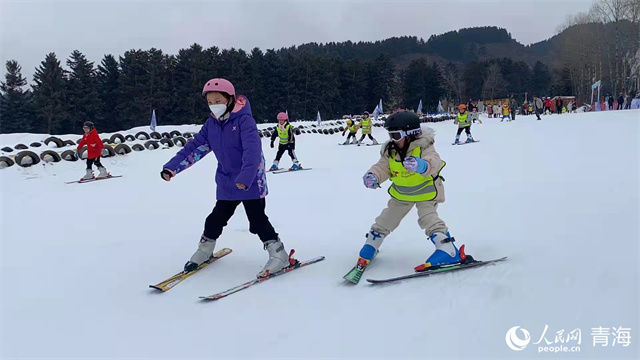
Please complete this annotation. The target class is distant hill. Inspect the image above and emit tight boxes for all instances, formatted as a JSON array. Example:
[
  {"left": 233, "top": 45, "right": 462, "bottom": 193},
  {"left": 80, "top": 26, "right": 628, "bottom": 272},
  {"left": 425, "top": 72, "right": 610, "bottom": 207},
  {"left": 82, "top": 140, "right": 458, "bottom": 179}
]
[{"left": 280, "top": 23, "right": 638, "bottom": 69}]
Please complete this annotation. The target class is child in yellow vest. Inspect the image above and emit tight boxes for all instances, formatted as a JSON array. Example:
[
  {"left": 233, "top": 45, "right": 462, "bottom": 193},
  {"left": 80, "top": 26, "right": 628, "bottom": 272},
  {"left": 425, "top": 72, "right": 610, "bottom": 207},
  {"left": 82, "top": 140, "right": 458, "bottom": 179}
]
[
  {"left": 341, "top": 119, "right": 360, "bottom": 145},
  {"left": 357, "top": 111, "right": 379, "bottom": 145},
  {"left": 344, "top": 111, "right": 466, "bottom": 284},
  {"left": 269, "top": 112, "right": 301, "bottom": 170},
  {"left": 501, "top": 103, "right": 511, "bottom": 122}
]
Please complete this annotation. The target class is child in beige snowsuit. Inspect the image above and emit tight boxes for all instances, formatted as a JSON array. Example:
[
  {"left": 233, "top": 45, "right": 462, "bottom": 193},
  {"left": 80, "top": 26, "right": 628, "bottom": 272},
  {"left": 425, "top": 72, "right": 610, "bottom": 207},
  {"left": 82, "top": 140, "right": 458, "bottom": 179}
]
[{"left": 347, "top": 112, "right": 463, "bottom": 281}]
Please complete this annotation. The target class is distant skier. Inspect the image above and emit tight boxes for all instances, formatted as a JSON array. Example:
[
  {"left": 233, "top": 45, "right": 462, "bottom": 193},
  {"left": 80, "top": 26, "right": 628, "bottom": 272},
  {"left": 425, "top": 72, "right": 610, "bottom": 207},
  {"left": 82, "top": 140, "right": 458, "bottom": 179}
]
[
  {"left": 501, "top": 102, "right": 511, "bottom": 122},
  {"left": 533, "top": 96, "right": 543, "bottom": 120},
  {"left": 454, "top": 104, "right": 475, "bottom": 144},
  {"left": 357, "top": 111, "right": 379, "bottom": 145},
  {"left": 269, "top": 112, "right": 301, "bottom": 171},
  {"left": 509, "top": 95, "right": 518, "bottom": 120},
  {"left": 161, "top": 78, "right": 293, "bottom": 278},
  {"left": 341, "top": 119, "right": 359, "bottom": 144},
  {"left": 77, "top": 121, "right": 108, "bottom": 180},
  {"left": 345, "top": 111, "right": 465, "bottom": 283},
  {"left": 544, "top": 97, "right": 552, "bottom": 114}
]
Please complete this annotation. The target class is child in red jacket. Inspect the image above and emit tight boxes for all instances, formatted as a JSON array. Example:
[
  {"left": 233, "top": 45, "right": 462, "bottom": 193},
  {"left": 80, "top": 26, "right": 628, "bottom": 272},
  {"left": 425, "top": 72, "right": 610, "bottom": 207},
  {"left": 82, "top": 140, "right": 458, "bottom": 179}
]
[{"left": 77, "top": 121, "right": 108, "bottom": 180}]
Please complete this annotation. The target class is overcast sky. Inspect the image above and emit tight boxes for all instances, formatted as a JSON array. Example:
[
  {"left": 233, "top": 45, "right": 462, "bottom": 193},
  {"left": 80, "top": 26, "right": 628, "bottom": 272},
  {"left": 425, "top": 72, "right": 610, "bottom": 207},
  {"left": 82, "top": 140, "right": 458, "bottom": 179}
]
[{"left": 1, "top": 0, "right": 593, "bottom": 84}]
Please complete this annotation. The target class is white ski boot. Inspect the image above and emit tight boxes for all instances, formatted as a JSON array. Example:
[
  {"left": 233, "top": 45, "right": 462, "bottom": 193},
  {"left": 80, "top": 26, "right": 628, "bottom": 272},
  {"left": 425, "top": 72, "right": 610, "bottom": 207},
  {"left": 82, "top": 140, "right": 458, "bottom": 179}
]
[
  {"left": 81, "top": 169, "right": 93, "bottom": 180},
  {"left": 97, "top": 166, "right": 109, "bottom": 178},
  {"left": 350, "top": 137, "right": 358, "bottom": 144},
  {"left": 184, "top": 235, "right": 217, "bottom": 272},
  {"left": 258, "top": 239, "right": 291, "bottom": 278}
]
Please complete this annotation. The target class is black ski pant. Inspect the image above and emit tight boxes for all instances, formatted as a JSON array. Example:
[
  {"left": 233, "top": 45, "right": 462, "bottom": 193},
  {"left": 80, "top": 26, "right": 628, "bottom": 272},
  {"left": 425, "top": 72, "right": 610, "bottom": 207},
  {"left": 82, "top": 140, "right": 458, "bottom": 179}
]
[
  {"left": 456, "top": 126, "right": 472, "bottom": 137},
  {"left": 274, "top": 143, "right": 297, "bottom": 162},
  {"left": 344, "top": 132, "right": 357, "bottom": 142},
  {"left": 86, "top": 156, "right": 103, "bottom": 170},
  {"left": 358, "top": 133, "right": 376, "bottom": 142},
  {"left": 203, "top": 199, "right": 278, "bottom": 243},
  {"left": 510, "top": 111, "right": 516, "bottom": 120},
  {"left": 535, "top": 108, "right": 541, "bottom": 120}
]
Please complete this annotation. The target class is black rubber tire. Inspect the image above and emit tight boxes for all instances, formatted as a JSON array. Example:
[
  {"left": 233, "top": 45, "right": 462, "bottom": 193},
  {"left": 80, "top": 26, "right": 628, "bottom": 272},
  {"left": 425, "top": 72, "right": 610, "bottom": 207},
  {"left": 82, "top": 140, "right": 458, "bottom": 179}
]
[
  {"left": 170, "top": 130, "right": 182, "bottom": 137},
  {"left": 64, "top": 140, "right": 76, "bottom": 146},
  {"left": 77, "top": 146, "right": 88, "bottom": 159},
  {"left": 60, "top": 150, "right": 78, "bottom": 161},
  {"left": 14, "top": 144, "right": 28, "bottom": 150},
  {"left": 135, "top": 131, "right": 150, "bottom": 140},
  {"left": 39, "top": 150, "right": 62, "bottom": 163},
  {"left": 0, "top": 156, "right": 15, "bottom": 168},
  {"left": 114, "top": 144, "right": 132, "bottom": 155},
  {"left": 172, "top": 136, "right": 187, "bottom": 147},
  {"left": 132, "top": 144, "right": 145, "bottom": 151},
  {"left": 44, "top": 136, "right": 64, "bottom": 148},
  {"left": 125, "top": 135, "right": 135, "bottom": 142},
  {"left": 144, "top": 140, "right": 160, "bottom": 150},
  {"left": 161, "top": 132, "right": 171, "bottom": 139},
  {"left": 183, "top": 132, "right": 194, "bottom": 139},
  {"left": 15, "top": 150, "right": 40, "bottom": 167},
  {"left": 101, "top": 145, "right": 116, "bottom": 157},
  {"left": 150, "top": 132, "right": 162, "bottom": 140},
  {"left": 30, "top": 142, "right": 42, "bottom": 147},
  {"left": 328, "top": 129, "right": 335, "bottom": 134},
  {"left": 1, "top": 146, "right": 13, "bottom": 153},
  {"left": 294, "top": 128, "right": 301, "bottom": 135},
  {"left": 160, "top": 138, "right": 174, "bottom": 147},
  {"left": 110, "top": 133, "right": 126, "bottom": 144}
]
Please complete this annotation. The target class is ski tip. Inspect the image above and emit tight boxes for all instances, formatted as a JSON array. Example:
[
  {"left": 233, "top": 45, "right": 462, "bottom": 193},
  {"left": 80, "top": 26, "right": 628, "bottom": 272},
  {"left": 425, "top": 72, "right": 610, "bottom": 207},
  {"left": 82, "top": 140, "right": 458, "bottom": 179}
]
[{"left": 149, "top": 285, "right": 166, "bottom": 292}]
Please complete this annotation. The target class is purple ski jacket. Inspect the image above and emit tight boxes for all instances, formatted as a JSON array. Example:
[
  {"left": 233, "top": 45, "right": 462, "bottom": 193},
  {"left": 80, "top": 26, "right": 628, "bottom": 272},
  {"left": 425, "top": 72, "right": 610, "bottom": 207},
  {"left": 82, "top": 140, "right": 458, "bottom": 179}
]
[{"left": 163, "top": 95, "right": 268, "bottom": 200}]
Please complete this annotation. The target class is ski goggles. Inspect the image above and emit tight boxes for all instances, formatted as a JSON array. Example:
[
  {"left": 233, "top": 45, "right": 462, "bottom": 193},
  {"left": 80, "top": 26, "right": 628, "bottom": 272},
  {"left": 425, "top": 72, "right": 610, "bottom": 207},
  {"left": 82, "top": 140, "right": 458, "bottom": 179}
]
[{"left": 387, "top": 128, "right": 421, "bottom": 142}]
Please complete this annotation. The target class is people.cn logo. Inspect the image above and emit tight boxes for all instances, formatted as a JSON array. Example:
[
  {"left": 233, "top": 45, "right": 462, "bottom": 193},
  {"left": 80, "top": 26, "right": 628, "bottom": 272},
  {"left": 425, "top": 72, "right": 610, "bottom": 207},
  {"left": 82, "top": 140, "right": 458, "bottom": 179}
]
[{"left": 505, "top": 326, "right": 531, "bottom": 351}]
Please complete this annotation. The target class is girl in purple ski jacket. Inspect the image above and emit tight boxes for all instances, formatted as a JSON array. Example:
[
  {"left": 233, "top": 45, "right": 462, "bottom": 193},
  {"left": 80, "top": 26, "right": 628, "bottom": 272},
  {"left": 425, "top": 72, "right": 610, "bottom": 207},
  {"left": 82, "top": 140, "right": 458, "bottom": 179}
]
[{"left": 161, "top": 78, "right": 292, "bottom": 278}]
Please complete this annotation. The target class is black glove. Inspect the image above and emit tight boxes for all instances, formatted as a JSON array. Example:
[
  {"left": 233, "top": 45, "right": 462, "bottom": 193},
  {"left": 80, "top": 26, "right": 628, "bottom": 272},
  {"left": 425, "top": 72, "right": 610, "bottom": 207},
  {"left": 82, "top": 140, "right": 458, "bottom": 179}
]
[
  {"left": 270, "top": 141, "right": 274, "bottom": 149},
  {"left": 161, "top": 169, "right": 173, "bottom": 181}
]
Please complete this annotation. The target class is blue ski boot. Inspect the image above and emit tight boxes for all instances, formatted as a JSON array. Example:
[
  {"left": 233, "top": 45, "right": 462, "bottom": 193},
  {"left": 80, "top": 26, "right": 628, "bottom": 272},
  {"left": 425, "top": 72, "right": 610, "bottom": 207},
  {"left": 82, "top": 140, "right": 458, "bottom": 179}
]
[
  {"left": 414, "top": 232, "right": 462, "bottom": 272},
  {"left": 290, "top": 163, "right": 301, "bottom": 171},
  {"left": 269, "top": 161, "right": 278, "bottom": 171}
]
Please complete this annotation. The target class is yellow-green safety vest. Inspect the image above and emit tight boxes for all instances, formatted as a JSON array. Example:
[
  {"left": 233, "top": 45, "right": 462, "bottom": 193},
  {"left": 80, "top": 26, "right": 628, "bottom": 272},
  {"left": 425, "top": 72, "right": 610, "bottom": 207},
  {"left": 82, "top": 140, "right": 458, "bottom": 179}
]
[
  {"left": 360, "top": 118, "right": 372, "bottom": 134},
  {"left": 277, "top": 124, "right": 292, "bottom": 145},
  {"left": 387, "top": 147, "right": 445, "bottom": 202},
  {"left": 348, "top": 123, "right": 357, "bottom": 133},
  {"left": 457, "top": 113, "right": 470, "bottom": 128}
]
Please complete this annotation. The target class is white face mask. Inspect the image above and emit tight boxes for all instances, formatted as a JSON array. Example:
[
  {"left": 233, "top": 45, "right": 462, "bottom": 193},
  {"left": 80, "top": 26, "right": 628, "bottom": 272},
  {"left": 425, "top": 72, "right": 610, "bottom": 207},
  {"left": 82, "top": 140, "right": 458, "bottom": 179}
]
[{"left": 209, "top": 104, "right": 227, "bottom": 118}]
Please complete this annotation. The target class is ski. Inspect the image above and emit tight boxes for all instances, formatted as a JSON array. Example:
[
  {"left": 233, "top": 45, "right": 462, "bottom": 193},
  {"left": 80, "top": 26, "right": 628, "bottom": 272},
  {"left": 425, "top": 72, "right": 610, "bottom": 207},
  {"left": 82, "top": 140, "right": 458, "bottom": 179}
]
[
  {"left": 149, "top": 248, "right": 232, "bottom": 292},
  {"left": 267, "top": 168, "right": 284, "bottom": 172},
  {"left": 271, "top": 167, "right": 312, "bottom": 174},
  {"left": 343, "top": 262, "right": 368, "bottom": 284},
  {"left": 65, "top": 175, "right": 122, "bottom": 184},
  {"left": 338, "top": 142, "right": 358, "bottom": 146},
  {"left": 366, "top": 256, "right": 507, "bottom": 284},
  {"left": 199, "top": 255, "right": 325, "bottom": 301},
  {"left": 451, "top": 140, "right": 480, "bottom": 146}
]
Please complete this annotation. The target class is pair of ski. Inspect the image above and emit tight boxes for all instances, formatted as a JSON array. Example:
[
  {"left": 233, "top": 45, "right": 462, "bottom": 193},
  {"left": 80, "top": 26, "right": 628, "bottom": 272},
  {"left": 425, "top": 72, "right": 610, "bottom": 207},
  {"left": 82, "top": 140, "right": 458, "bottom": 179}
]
[
  {"left": 268, "top": 167, "right": 312, "bottom": 174},
  {"left": 65, "top": 174, "right": 122, "bottom": 184},
  {"left": 150, "top": 248, "right": 325, "bottom": 301},
  {"left": 344, "top": 253, "right": 507, "bottom": 284}
]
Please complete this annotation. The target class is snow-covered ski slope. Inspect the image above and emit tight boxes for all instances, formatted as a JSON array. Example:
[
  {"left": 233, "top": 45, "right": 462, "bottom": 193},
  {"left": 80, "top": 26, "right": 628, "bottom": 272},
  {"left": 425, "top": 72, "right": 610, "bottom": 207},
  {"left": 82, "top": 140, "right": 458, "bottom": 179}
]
[{"left": 1, "top": 110, "right": 638, "bottom": 359}]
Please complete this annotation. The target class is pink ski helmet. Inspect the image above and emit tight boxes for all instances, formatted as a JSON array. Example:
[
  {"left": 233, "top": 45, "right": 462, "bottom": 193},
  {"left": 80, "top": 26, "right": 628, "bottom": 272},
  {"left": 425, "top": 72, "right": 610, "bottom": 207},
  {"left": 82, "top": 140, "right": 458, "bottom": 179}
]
[
  {"left": 202, "top": 78, "right": 235, "bottom": 97},
  {"left": 277, "top": 112, "right": 288, "bottom": 121}
]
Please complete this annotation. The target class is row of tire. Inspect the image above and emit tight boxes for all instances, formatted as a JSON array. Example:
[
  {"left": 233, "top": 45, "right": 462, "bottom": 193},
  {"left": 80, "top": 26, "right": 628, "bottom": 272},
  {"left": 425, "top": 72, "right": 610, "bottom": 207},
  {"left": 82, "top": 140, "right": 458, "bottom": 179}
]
[
  {"left": 0, "top": 137, "right": 191, "bottom": 169},
  {"left": 0, "top": 117, "right": 453, "bottom": 169}
]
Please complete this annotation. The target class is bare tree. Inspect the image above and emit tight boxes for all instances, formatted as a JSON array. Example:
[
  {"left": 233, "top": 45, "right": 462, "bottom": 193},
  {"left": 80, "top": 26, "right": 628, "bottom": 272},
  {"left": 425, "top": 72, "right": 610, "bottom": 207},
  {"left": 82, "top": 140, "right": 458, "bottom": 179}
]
[{"left": 482, "top": 63, "right": 506, "bottom": 100}]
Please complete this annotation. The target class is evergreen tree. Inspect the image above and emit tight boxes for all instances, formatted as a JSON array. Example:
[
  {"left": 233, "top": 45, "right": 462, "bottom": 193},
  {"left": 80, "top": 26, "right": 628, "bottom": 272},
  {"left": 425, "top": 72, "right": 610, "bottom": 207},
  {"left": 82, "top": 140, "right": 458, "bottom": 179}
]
[
  {"left": 32, "top": 53, "right": 68, "bottom": 134},
  {"left": 66, "top": 50, "right": 98, "bottom": 133},
  {"left": 532, "top": 61, "right": 552, "bottom": 97},
  {"left": 118, "top": 50, "right": 151, "bottom": 129},
  {"left": 0, "top": 60, "right": 34, "bottom": 133},
  {"left": 96, "top": 54, "right": 121, "bottom": 132}
]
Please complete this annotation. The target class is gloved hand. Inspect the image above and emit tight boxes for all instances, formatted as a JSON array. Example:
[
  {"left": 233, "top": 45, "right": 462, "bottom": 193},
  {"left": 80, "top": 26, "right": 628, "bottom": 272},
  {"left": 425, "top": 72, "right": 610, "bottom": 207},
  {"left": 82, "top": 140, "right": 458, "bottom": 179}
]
[
  {"left": 161, "top": 169, "right": 174, "bottom": 181},
  {"left": 363, "top": 172, "right": 379, "bottom": 189},
  {"left": 270, "top": 141, "right": 274, "bottom": 149},
  {"left": 403, "top": 156, "right": 428, "bottom": 173}
]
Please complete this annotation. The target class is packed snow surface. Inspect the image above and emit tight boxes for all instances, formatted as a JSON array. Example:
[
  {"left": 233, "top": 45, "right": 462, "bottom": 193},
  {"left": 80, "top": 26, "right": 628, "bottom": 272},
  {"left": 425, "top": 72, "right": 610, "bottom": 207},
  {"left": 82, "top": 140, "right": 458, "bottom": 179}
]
[{"left": 1, "top": 110, "right": 638, "bottom": 359}]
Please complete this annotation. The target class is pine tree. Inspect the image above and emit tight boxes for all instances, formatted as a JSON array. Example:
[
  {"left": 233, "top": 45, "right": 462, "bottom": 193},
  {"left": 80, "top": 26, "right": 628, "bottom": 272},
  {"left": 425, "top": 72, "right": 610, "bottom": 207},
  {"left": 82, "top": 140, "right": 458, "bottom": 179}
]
[
  {"left": 67, "top": 50, "right": 98, "bottom": 133},
  {"left": 532, "top": 61, "right": 552, "bottom": 97},
  {"left": 96, "top": 54, "right": 121, "bottom": 132},
  {"left": 0, "top": 60, "right": 34, "bottom": 133},
  {"left": 33, "top": 53, "right": 68, "bottom": 134}
]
